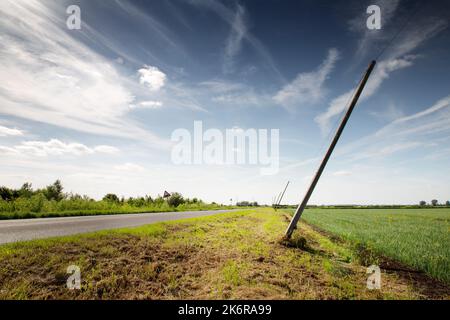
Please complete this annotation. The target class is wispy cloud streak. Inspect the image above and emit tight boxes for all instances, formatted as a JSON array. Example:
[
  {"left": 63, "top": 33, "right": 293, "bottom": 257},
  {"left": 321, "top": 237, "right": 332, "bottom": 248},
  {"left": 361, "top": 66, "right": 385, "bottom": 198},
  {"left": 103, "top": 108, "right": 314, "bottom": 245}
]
[
  {"left": 223, "top": 4, "right": 247, "bottom": 73},
  {"left": 0, "top": 0, "right": 170, "bottom": 148},
  {"left": 189, "top": 0, "right": 286, "bottom": 83},
  {"left": 274, "top": 49, "right": 340, "bottom": 111},
  {"left": 316, "top": 11, "right": 447, "bottom": 134}
]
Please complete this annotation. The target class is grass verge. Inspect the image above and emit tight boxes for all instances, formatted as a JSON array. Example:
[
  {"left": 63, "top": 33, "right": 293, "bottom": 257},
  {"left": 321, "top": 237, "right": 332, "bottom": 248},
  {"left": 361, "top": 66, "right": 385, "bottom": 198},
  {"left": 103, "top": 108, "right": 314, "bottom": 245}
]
[
  {"left": 0, "top": 204, "right": 236, "bottom": 220},
  {"left": 0, "top": 208, "right": 448, "bottom": 299}
]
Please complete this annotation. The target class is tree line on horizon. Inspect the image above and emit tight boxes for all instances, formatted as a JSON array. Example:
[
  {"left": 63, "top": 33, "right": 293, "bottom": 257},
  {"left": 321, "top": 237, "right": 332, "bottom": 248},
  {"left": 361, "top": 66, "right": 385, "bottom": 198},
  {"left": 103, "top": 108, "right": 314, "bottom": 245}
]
[
  {"left": 419, "top": 200, "right": 450, "bottom": 206},
  {"left": 0, "top": 180, "right": 212, "bottom": 206},
  {"left": 0, "top": 180, "right": 225, "bottom": 217}
]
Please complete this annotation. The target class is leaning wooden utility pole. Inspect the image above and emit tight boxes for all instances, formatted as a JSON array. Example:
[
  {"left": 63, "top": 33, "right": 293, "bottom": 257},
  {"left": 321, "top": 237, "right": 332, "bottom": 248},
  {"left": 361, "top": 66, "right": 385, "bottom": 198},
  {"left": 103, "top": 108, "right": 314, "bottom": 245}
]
[
  {"left": 274, "top": 192, "right": 282, "bottom": 209},
  {"left": 275, "top": 181, "right": 290, "bottom": 210},
  {"left": 285, "top": 60, "right": 376, "bottom": 239}
]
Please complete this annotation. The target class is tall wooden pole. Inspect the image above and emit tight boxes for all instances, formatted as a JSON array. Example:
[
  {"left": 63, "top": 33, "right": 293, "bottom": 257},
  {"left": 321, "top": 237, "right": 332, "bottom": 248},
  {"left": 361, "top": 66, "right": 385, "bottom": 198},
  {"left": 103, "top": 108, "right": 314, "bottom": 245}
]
[
  {"left": 274, "top": 191, "right": 282, "bottom": 210},
  {"left": 276, "top": 181, "right": 290, "bottom": 209},
  {"left": 285, "top": 60, "right": 376, "bottom": 239}
]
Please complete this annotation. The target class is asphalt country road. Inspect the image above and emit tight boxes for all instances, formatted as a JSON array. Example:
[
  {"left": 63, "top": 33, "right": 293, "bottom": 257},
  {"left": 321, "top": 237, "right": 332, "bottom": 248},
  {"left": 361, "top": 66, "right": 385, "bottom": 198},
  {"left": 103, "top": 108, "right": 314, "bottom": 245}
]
[{"left": 0, "top": 209, "right": 238, "bottom": 244}]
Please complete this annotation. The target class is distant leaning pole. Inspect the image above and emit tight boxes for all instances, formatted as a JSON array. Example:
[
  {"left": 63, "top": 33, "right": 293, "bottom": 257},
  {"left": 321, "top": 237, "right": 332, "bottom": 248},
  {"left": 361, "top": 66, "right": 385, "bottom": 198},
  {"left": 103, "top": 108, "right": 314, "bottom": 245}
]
[
  {"left": 275, "top": 181, "right": 290, "bottom": 210},
  {"left": 285, "top": 60, "right": 377, "bottom": 239}
]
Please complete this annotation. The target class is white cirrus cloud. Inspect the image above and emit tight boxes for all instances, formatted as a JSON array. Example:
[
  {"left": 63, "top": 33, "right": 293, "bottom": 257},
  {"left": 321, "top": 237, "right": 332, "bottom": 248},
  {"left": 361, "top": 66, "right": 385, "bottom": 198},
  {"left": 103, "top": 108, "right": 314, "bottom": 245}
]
[
  {"left": 332, "top": 170, "right": 352, "bottom": 177},
  {"left": 138, "top": 65, "right": 167, "bottom": 91},
  {"left": 0, "top": 125, "right": 24, "bottom": 137},
  {"left": 348, "top": 0, "right": 401, "bottom": 60},
  {"left": 199, "top": 80, "right": 268, "bottom": 107},
  {"left": 369, "top": 102, "right": 404, "bottom": 122},
  {"left": 190, "top": 0, "right": 285, "bottom": 83},
  {"left": 212, "top": 90, "right": 265, "bottom": 106},
  {"left": 334, "top": 95, "right": 450, "bottom": 162},
  {"left": 352, "top": 142, "right": 423, "bottom": 161},
  {"left": 129, "top": 101, "right": 164, "bottom": 110},
  {"left": 0, "top": 139, "right": 119, "bottom": 157},
  {"left": 93, "top": 145, "right": 120, "bottom": 154},
  {"left": 315, "top": 14, "right": 448, "bottom": 134},
  {"left": 114, "top": 162, "right": 145, "bottom": 172},
  {"left": 316, "top": 14, "right": 448, "bottom": 135},
  {"left": 315, "top": 55, "right": 417, "bottom": 134},
  {"left": 273, "top": 48, "right": 340, "bottom": 110},
  {"left": 389, "top": 95, "right": 450, "bottom": 126},
  {"left": 199, "top": 80, "right": 246, "bottom": 93},
  {"left": 223, "top": 4, "right": 247, "bottom": 73},
  {"left": 0, "top": 1, "right": 169, "bottom": 149}
]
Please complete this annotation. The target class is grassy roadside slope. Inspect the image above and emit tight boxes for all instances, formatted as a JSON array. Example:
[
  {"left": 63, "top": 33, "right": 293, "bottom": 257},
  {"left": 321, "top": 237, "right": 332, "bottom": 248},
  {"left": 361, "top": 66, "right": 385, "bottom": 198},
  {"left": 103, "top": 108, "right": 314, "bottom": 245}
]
[
  {"left": 0, "top": 208, "right": 448, "bottom": 299},
  {"left": 302, "top": 208, "right": 450, "bottom": 283}
]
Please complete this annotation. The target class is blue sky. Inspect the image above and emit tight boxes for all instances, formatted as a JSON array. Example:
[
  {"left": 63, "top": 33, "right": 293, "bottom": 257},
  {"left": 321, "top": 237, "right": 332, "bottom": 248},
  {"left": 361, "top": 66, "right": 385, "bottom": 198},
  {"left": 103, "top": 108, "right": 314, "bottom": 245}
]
[{"left": 0, "top": 0, "right": 449, "bottom": 205}]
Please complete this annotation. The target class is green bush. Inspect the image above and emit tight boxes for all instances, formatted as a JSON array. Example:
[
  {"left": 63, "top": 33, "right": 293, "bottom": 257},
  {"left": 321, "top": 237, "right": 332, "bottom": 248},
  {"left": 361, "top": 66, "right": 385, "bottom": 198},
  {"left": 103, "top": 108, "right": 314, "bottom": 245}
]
[
  {"left": 103, "top": 194, "right": 120, "bottom": 203},
  {"left": 30, "top": 193, "right": 46, "bottom": 212},
  {"left": 167, "top": 193, "right": 185, "bottom": 207}
]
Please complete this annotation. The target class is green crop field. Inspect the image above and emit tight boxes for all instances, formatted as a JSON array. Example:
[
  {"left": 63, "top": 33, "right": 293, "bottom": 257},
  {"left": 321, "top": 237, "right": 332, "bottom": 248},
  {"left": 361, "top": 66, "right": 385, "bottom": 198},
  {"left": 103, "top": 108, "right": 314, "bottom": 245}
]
[{"left": 301, "top": 208, "right": 450, "bottom": 283}]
